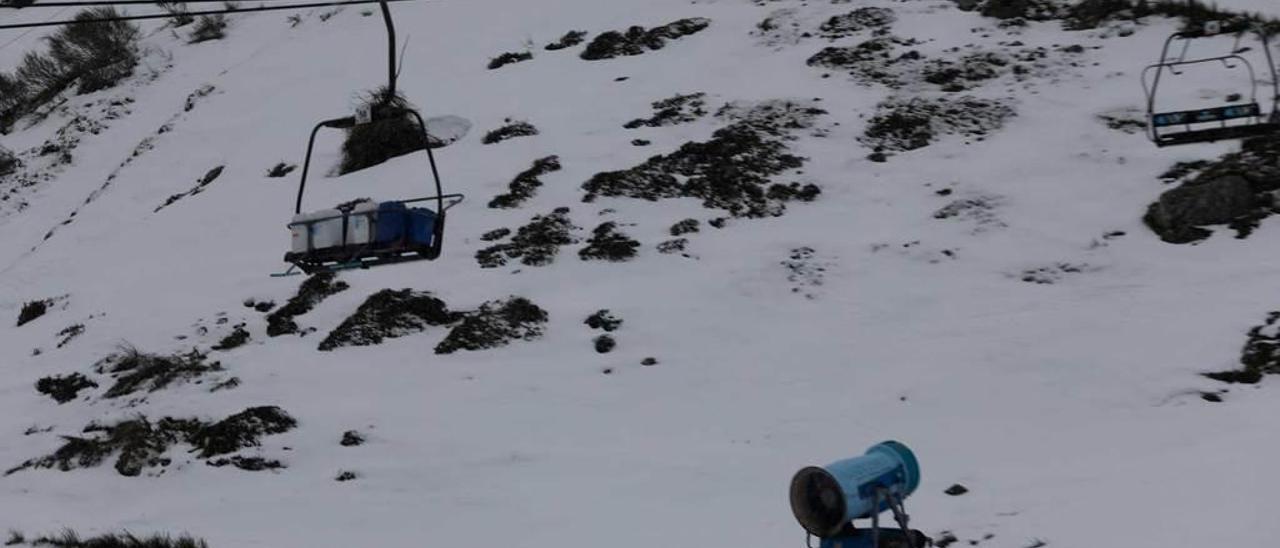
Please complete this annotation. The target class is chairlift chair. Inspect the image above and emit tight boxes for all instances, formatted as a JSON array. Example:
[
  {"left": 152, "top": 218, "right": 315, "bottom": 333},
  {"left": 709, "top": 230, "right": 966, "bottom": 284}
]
[
  {"left": 1141, "top": 21, "right": 1280, "bottom": 147},
  {"left": 279, "top": 108, "right": 464, "bottom": 276}
]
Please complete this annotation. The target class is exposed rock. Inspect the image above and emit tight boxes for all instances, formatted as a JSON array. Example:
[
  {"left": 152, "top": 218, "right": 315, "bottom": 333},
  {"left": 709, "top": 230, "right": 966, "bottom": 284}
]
[
  {"left": 36, "top": 373, "right": 98, "bottom": 404},
  {"left": 267, "top": 273, "right": 350, "bottom": 336},
  {"left": 581, "top": 18, "right": 711, "bottom": 61},
  {"left": 435, "top": 297, "right": 549, "bottom": 355},
  {"left": 318, "top": 289, "right": 460, "bottom": 351}
]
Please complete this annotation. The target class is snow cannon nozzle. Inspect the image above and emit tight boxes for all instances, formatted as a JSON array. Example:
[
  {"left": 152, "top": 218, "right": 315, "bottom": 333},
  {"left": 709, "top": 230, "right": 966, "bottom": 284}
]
[{"left": 790, "top": 441, "right": 930, "bottom": 548}]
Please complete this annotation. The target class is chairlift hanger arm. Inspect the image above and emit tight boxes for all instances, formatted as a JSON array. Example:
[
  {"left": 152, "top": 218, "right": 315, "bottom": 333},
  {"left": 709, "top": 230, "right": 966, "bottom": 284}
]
[{"left": 0, "top": 0, "right": 416, "bottom": 29}]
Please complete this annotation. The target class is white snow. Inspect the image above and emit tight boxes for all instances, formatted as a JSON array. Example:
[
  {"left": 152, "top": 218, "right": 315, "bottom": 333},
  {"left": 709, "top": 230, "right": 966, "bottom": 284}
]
[{"left": 1, "top": 0, "right": 1280, "bottom": 547}]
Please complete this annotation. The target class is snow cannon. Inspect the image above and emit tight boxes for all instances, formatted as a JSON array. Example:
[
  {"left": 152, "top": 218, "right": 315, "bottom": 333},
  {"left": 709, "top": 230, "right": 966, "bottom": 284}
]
[{"left": 790, "top": 441, "right": 930, "bottom": 548}]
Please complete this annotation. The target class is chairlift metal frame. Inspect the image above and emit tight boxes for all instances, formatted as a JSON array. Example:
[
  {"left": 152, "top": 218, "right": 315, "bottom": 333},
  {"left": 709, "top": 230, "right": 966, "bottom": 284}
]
[
  {"left": 1141, "top": 22, "right": 1280, "bottom": 147},
  {"left": 280, "top": 110, "right": 464, "bottom": 275}
]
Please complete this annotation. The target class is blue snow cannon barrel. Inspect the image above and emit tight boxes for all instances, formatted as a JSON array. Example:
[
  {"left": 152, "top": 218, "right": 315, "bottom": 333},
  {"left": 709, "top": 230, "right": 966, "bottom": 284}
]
[{"left": 790, "top": 441, "right": 921, "bottom": 537}]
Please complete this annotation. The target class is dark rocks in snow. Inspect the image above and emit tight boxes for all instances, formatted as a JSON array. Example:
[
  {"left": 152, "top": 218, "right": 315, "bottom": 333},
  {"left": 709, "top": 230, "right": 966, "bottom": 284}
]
[
  {"left": 488, "top": 51, "right": 533, "bottom": 70},
  {"left": 546, "top": 30, "right": 588, "bottom": 51},
  {"left": 657, "top": 238, "right": 689, "bottom": 254},
  {"left": 96, "top": 346, "right": 224, "bottom": 399},
  {"left": 336, "top": 470, "right": 359, "bottom": 481},
  {"left": 36, "top": 373, "right": 98, "bottom": 404},
  {"left": 944, "top": 483, "right": 970, "bottom": 496},
  {"left": 318, "top": 289, "right": 460, "bottom": 351},
  {"left": 1018, "top": 263, "right": 1091, "bottom": 284},
  {"left": 489, "top": 155, "right": 562, "bottom": 209},
  {"left": 923, "top": 52, "right": 1009, "bottom": 91},
  {"left": 820, "top": 7, "right": 897, "bottom": 39},
  {"left": 860, "top": 96, "right": 1015, "bottom": 153},
  {"left": 267, "top": 273, "right": 350, "bottom": 336},
  {"left": 476, "top": 208, "right": 580, "bottom": 268},
  {"left": 806, "top": 36, "right": 921, "bottom": 88},
  {"left": 579, "top": 222, "right": 640, "bottom": 262},
  {"left": 594, "top": 334, "right": 617, "bottom": 354},
  {"left": 624, "top": 93, "right": 708, "bottom": 129},
  {"left": 6, "top": 406, "right": 294, "bottom": 477},
  {"left": 580, "top": 18, "right": 711, "bottom": 61},
  {"left": 482, "top": 119, "right": 539, "bottom": 145},
  {"left": 154, "top": 165, "right": 224, "bottom": 213},
  {"left": 641, "top": 357, "right": 658, "bottom": 366},
  {"left": 585, "top": 309, "right": 623, "bottom": 332},
  {"left": 1205, "top": 311, "right": 1280, "bottom": 384},
  {"left": 435, "top": 297, "right": 549, "bottom": 355},
  {"left": 934, "top": 194, "right": 1007, "bottom": 232},
  {"left": 631, "top": 139, "right": 651, "bottom": 147},
  {"left": 1144, "top": 136, "right": 1280, "bottom": 244}
]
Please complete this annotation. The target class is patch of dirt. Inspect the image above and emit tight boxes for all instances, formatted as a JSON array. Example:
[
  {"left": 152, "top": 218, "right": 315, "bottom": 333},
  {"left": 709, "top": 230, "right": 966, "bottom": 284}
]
[
  {"left": 435, "top": 297, "right": 549, "bottom": 355},
  {"left": 476, "top": 208, "right": 580, "bottom": 268},
  {"left": 490, "top": 156, "right": 562, "bottom": 209},
  {"left": 36, "top": 373, "right": 98, "bottom": 404},
  {"left": 266, "top": 273, "right": 350, "bottom": 336},
  {"left": 625, "top": 93, "right": 708, "bottom": 129},
  {"left": 1015, "top": 263, "right": 1094, "bottom": 284},
  {"left": 580, "top": 18, "right": 711, "bottom": 61},
  {"left": 482, "top": 119, "right": 539, "bottom": 145},
  {"left": 933, "top": 193, "right": 1007, "bottom": 232},
  {"left": 318, "top": 289, "right": 460, "bottom": 351},
  {"left": 579, "top": 222, "right": 640, "bottom": 262},
  {"left": 860, "top": 96, "right": 1015, "bottom": 153}
]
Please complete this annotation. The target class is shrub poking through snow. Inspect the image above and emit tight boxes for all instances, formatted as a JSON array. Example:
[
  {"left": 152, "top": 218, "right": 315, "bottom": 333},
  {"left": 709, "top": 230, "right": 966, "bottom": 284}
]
[
  {"left": 188, "top": 406, "right": 297, "bottom": 458},
  {"left": 670, "top": 219, "right": 699, "bottom": 236},
  {"left": 188, "top": 14, "right": 228, "bottom": 43},
  {"left": 820, "top": 7, "right": 897, "bottom": 38},
  {"left": 211, "top": 324, "right": 250, "bottom": 351},
  {"left": 482, "top": 119, "right": 539, "bottom": 145},
  {"left": 489, "top": 156, "right": 562, "bottom": 209},
  {"left": 488, "top": 51, "right": 533, "bottom": 70},
  {"left": 267, "top": 273, "right": 350, "bottom": 336},
  {"left": 266, "top": 162, "right": 297, "bottom": 178},
  {"left": 17, "top": 299, "right": 51, "bottom": 326},
  {"left": 7, "top": 407, "right": 295, "bottom": 477},
  {"left": 0, "top": 146, "right": 18, "bottom": 177},
  {"left": 26, "top": 530, "right": 209, "bottom": 548},
  {"left": 57, "top": 323, "right": 85, "bottom": 348},
  {"left": 481, "top": 227, "right": 512, "bottom": 241},
  {"left": 155, "top": 165, "right": 225, "bottom": 212},
  {"left": 435, "top": 297, "right": 549, "bottom": 354},
  {"left": 579, "top": 222, "right": 640, "bottom": 262},
  {"left": 207, "top": 455, "right": 283, "bottom": 471},
  {"left": 1205, "top": 311, "right": 1280, "bottom": 384},
  {"left": 157, "top": 1, "right": 195, "bottom": 26},
  {"left": 35, "top": 373, "right": 98, "bottom": 404},
  {"left": 582, "top": 124, "right": 814, "bottom": 217},
  {"left": 624, "top": 93, "right": 708, "bottom": 129},
  {"left": 581, "top": 18, "right": 711, "bottom": 60},
  {"left": 1144, "top": 136, "right": 1280, "bottom": 244},
  {"left": 96, "top": 346, "right": 224, "bottom": 399},
  {"left": 860, "top": 96, "right": 1015, "bottom": 153},
  {"left": 318, "top": 289, "right": 460, "bottom": 351},
  {"left": 476, "top": 208, "right": 580, "bottom": 268},
  {"left": 585, "top": 310, "right": 623, "bottom": 332},
  {"left": 545, "top": 30, "right": 588, "bottom": 51},
  {"left": 336, "top": 470, "right": 359, "bottom": 481},
  {"left": 338, "top": 87, "right": 431, "bottom": 175},
  {"left": 44, "top": 8, "right": 140, "bottom": 95}
]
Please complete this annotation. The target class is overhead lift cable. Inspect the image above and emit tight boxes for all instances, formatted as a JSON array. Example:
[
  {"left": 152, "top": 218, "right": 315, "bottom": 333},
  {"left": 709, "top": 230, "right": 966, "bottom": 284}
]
[{"left": 0, "top": 0, "right": 417, "bottom": 30}]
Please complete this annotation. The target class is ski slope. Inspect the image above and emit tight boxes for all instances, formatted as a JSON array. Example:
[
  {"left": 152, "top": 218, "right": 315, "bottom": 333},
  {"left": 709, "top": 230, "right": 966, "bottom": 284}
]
[{"left": 2, "top": 0, "right": 1280, "bottom": 546}]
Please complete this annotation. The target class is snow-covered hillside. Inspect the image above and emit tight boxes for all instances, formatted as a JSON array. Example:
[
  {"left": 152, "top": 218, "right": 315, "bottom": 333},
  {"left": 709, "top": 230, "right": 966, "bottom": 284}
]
[{"left": 2, "top": 0, "right": 1280, "bottom": 546}]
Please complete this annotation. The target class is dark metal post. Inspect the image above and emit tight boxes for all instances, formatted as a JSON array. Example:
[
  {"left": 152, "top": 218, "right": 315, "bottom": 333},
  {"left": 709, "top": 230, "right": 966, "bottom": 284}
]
[{"left": 380, "top": 0, "right": 397, "bottom": 96}]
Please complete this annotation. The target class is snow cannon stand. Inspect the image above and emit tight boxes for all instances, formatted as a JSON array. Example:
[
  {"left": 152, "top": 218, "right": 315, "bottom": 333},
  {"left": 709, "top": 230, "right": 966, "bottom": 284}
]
[{"left": 790, "top": 441, "right": 931, "bottom": 548}]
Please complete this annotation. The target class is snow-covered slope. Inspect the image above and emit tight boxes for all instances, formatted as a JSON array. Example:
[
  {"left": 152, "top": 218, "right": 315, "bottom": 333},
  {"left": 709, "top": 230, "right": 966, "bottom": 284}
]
[{"left": 2, "top": 0, "right": 1280, "bottom": 546}]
